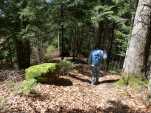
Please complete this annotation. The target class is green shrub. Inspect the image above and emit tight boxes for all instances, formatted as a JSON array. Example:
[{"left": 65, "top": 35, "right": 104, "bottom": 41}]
[
  {"left": 0, "top": 96, "right": 8, "bottom": 111},
  {"left": 57, "top": 60, "right": 73, "bottom": 75},
  {"left": 17, "top": 79, "right": 37, "bottom": 95},
  {"left": 25, "top": 63, "right": 58, "bottom": 80}
]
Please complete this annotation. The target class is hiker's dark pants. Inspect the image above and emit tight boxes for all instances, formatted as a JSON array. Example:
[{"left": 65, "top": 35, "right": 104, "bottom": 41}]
[{"left": 91, "top": 65, "right": 101, "bottom": 85}]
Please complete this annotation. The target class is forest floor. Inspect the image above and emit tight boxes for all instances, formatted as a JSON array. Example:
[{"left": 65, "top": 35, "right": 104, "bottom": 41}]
[{"left": 0, "top": 64, "right": 151, "bottom": 113}]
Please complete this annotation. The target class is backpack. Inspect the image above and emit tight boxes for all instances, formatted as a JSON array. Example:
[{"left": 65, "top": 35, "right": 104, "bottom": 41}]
[{"left": 91, "top": 50, "right": 103, "bottom": 65}]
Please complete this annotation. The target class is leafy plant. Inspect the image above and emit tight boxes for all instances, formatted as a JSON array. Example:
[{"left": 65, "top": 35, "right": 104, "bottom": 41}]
[
  {"left": 57, "top": 60, "right": 73, "bottom": 75},
  {"left": 0, "top": 96, "right": 8, "bottom": 111},
  {"left": 17, "top": 79, "right": 37, "bottom": 95}
]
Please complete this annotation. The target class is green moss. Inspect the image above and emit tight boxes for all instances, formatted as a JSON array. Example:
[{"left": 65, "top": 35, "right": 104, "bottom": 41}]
[
  {"left": 19, "top": 60, "right": 73, "bottom": 95},
  {"left": 115, "top": 74, "right": 148, "bottom": 89},
  {"left": 25, "top": 61, "right": 73, "bottom": 82},
  {"left": 17, "top": 60, "right": 73, "bottom": 95},
  {"left": 25, "top": 63, "right": 57, "bottom": 80}
]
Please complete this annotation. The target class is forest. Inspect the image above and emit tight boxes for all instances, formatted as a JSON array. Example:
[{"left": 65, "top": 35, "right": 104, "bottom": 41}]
[{"left": 0, "top": 0, "right": 151, "bottom": 113}]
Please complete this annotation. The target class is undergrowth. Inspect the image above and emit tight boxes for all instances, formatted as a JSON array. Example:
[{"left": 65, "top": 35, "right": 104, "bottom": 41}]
[
  {"left": 16, "top": 79, "right": 37, "bottom": 95},
  {"left": 115, "top": 74, "right": 148, "bottom": 89},
  {"left": 17, "top": 60, "right": 73, "bottom": 95}
]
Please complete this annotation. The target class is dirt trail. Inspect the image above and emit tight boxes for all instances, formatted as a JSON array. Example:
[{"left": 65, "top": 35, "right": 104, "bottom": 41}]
[{"left": 0, "top": 68, "right": 150, "bottom": 113}]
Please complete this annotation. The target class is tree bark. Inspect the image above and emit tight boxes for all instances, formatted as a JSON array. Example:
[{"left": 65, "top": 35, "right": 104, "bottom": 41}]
[
  {"left": 148, "top": 52, "right": 151, "bottom": 96},
  {"left": 146, "top": 45, "right": 151, "bottom": 76},
  {"left": 95, "top": 22, "right": 104, "bottom": 48},
  {"left": 16, "top": 39, "right": 31, "bottom": 69},
  {"left": 123, "top": 0, "right": 151, "bottom": 74},
  {"left": 144, "top": 31, "right": 151, "bottom": 78}
]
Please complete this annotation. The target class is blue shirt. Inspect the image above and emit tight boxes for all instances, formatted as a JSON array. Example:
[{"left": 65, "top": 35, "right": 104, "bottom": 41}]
[{"left": 88, "top": 49, "right": 103, "bottom": 65}]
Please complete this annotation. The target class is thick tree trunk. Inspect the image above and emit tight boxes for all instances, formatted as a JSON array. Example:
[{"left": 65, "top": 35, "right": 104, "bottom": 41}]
[
  {"left": 123, "top": 0, "right": 151, "bottom": 74},
  {"left": 16, "top": 39, "right": 31, "bottom": 69},
  {"left": 30, "top": 47, "right": 41, "bottom": 64},
  {"left": 144, "top": 32, "right": 151, "bottom": 78},
  {"left": 148, "top": 53, "right": 151, "bottom": 96},
  {"left": 30, "top": 38, "right": 45, "bottom": 65},
  {"left": 72, "top": 25, "right": 78, "bottom": 60},
  {"left": 95, "top": 22, "right": 103, "bottom": 48},
  {"left": 146, "top": 47, "right": 151, "bottom": 76}
]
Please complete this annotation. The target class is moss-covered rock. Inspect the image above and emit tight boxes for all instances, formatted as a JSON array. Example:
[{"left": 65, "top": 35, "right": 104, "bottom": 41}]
[
  {"left": 25, "top": 61, "right": 73, "bottom": 82},
  {"left": 20, "top": 61, "right": 72, "bottom": 95},
  {"left": 25, "top": 63, "right": 58, "bottom": 82}
]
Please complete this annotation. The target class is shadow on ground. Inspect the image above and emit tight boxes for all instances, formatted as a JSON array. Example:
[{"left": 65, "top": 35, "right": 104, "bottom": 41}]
[
  {"left": 25, "top": 91, "right": 49, "bottom": 101},
  {"left": 41, "top": 78, "right": 73, "bottom": 86},
  {"left": 38, "top": 100, "right": 150, "bottom": 113},
  {"left": 3, "top": 100, "right": 148, "bottom": 113}
]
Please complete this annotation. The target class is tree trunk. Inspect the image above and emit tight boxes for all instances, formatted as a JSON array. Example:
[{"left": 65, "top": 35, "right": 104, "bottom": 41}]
[
  {"left": 123, "top": 0, "right": 151, "bottom": 74},
  {"left": 16, "top": 39, "right": 31, "bottom": 69},
  {"left": 146, "top": 46, "right": 151, "bottom": 77},
  {"left": 72, "top": 25, "right": 78, "bottom": 60},
  {"left": 95, "top": 22, "right": 103, "bottom": 48},
  {"left": 148, "top": 53, "right": 151, "bottom": 96},
  {"left": 106, "top": 23, "right": 115, "bottom": 71},
  {"left": 144, "top": 31, "right": 151, "bottom": 78}
]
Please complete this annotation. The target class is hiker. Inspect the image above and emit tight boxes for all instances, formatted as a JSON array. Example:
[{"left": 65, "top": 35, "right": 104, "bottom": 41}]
[{"left": 88, "top": 48, "right": 107, "bottom": 85}]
